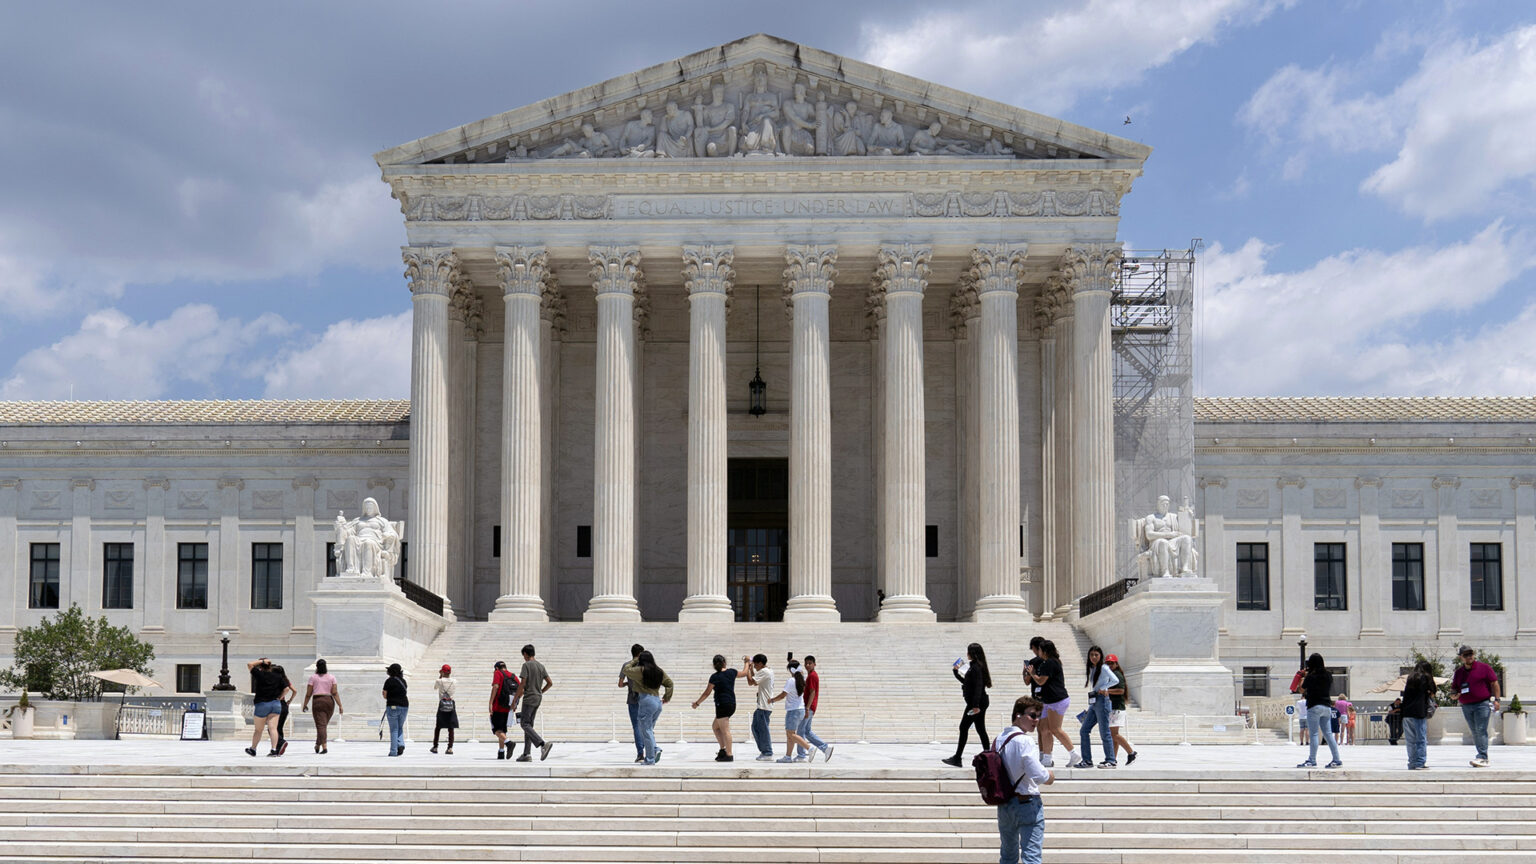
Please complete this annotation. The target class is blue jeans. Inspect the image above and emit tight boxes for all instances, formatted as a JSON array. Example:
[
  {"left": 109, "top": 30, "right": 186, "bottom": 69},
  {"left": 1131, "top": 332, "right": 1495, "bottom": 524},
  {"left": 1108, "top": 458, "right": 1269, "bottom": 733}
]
[
  {"left": 1403, "top": 716, "right": 1427, "bottom": 768},
  {"left": 628, "top": 700, "right": 642, "bottom": 757},
  {"left": 1462, "top": 700, "right": 1492, "bottom": 760},
  {"left": 751, "top": 708, "right": 773, "bottom": 756},
  {"left": 997, "top": 794, "right": 1044, "bottom": 864},
  {"left": 635, "top": 694, "right": 662, "bottom": 764},
  {"left": 1306, "top": 704, "right": 1340, "bottom": 764},
  {"left": 385, "top": 705, "right": 407, "bottom": 755},
  {"left": 797, "top": 709, "right": 827, "bottom": 756},
  {"left": 1078, "top": 693, "right": 1113, "bottom": 764}
]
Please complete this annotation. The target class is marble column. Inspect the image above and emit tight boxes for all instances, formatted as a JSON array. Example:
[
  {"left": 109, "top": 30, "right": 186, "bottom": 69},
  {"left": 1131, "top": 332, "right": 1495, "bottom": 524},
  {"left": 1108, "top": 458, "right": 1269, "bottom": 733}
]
[
  {"left": 1278, "top": 476, "right": 1307, "bottom": 636},
  {"left": 489, "top": 246, "right": 551, "bottom": 621},
  {"left": 1036, "top": 309, "right": 1058, "bottom": 618},
  {"left": 402, "top": 246, "right": 458, "bottom": 616},
  {"left": 783, "top": 245, "right": 841, "bottom": 621},
  {"left": 540, "top": 288, "right": 565, "bottom": 619},
  {"left": 1356, "top": 476, "right": 1385, "bottom": 636},
  {"left": 291, "top": 477, "right": 318, "bottom": 633},
  {"left": 1434, "top": 475, "right": 1463, "bottom": 639},
  {"left": 1513, "top": 476, "right": 1536, "bottom": 638},
  {"left": 141, "top": 479, "right": 168, "bottom": 632},
  {"left": 874, "top": 244, "right": 937, "bottom": 622},
  {"left": 585, "top": 245, "right": 643, "bottom": 620},
  {"left": 451, "top": 282, "right": 482, "bottom": 617},
  {"left": 1052, "top": 289, "right": 1076, "bottom": 615},
  {"left": 971, "top": 243, "right": 1030, "bottom": 619},
  {"left": 679, "top": 244, "right": 736, "bottom": 622},
  {"left": 950, "top": 286, "right": 979, "bottom": 620},
  {"left": 1064, "top": 245, "right": 1120, "bottom": 597}
]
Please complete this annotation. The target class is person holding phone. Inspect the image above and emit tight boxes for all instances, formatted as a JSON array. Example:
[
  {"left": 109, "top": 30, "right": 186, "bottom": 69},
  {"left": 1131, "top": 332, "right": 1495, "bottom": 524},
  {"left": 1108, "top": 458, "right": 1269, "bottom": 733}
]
[{"left": 942, "top": 642, "right": 991, "bottom": 768}]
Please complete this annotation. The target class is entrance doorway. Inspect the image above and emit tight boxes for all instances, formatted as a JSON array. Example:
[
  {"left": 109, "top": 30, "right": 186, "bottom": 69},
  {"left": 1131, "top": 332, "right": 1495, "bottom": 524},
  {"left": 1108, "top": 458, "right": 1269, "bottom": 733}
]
[{"left": 727, "top": 458, "right": 788, "bottom": 622}]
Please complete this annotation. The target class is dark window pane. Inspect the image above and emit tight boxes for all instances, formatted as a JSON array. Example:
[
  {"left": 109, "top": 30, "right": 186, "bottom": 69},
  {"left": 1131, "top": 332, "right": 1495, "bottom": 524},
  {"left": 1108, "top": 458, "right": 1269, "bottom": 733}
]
[
  {"left": 251, "top": 543, "right": 283, "bottom": 610},
  {"left": 925, "top": 525, "right": 939, "bottom": 558},
  {"left": 177, "top": 543, "right": 208, "bottom": 609},
  {"left": 175, "top": 664, "right": 202, "bottom": 693},
  {"left": 103, "top": 543, "right": 134, "bottom": 609},
  {"left": 576, "top": 525, "right": 592, "bottom": 558},
  {"left": 1236, "top": 542, "right": 1269, "bottom": 610},
  {"left": 1391, "top": 542, "right": 1425, "bottom": 611},
  {"left": 1313, "top": 543, "right": 1347, "bottom": 611},
  {"left": 1470, "top": 543, "right": 1503, "bottom": 611},
  {"left": 1242, "top": 666, "right": 1270, "bottom": 697},
  {"left": 493, "top": 525, "right": 501, "bottom": 558},
  {"left": 29, "top": 543, "right": 60, "bottom": 609}
]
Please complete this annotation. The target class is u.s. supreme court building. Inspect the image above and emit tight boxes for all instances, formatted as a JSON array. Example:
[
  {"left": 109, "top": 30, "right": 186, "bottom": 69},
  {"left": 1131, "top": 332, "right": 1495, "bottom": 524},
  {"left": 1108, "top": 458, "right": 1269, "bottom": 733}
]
[{"left": 2, "top": 35, "right": 1532, "bottom": 719}]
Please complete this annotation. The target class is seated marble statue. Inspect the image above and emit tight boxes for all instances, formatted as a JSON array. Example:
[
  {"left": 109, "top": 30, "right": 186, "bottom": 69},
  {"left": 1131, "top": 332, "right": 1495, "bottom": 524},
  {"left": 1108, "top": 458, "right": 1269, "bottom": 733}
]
[
  {"left": 334, "top": 497, "right": 401, "bottom": 578},
  {"left": 618, "top": 108, "right": 658, "bottom": 157},
  {"left": 866, "top": 108, "right": 908, "bottom": 155},
  {"left": 656, "top": 101, "right": 694, "bottom": 158},
  {"left": 739, "top": 67, "right": 780, "bottom": 154},
  {"left": 1140, "top": 495, "right": 1198, "bottom": 578},
  {"left": 831, "top": 101, "right": 871, "bottom": 156}
]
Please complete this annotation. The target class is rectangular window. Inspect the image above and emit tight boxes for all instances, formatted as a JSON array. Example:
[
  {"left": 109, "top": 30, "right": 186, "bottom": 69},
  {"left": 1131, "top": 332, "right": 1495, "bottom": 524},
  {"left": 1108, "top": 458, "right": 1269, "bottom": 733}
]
[
  {"left": 493, "top": 525, "right": 501, "bottom": 558},
  {"left": 325, "top": 542, "right": 337, "bottom": 578},
  {"left": 102, "top": 542, "right": 134, "bottom": 609},
  {"left": 1391, "top": 542, "right": 1425, "bottom": 611},
  {"left": 925, "top": 525, "right": 939, "bottom": 558},
  {"left": 1327, "top": 666, "right": 1350, "bottom": 699},
  {"left": 251, "top": 543, "right": 283, "bottom": 609},
  {"left": 576, "top": 525, "right": 592, "bottom": 558},
  {"left": 1242, "top": 666, "right": 1270, "bottom": 697},
  {"left": 1470, "top": 543, "right": 1503, "bottom": 611},
  {"left": 175, "top": 664, "right": 202, "bottom": 694},
  {"left": 29, "top": 543, "right": 60, "bottom": 609},
  {"left": 177, "top": 543, "right": 209, "bottom": 609},
  {"left": 1313, "top": 542, "right": 1347, "bottom": 611},
  {"left": 1235, "top": 542, "right": 1269, "bottom": 610}
]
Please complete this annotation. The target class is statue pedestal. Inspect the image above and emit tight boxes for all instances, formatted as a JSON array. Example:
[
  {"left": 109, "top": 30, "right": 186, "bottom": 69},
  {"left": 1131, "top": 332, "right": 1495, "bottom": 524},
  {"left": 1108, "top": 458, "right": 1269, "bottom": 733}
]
[
  {"left": 1075, "top": 577, "right": 1234, "bottom": 717},
  {"left": 309, "top": 577, "right": 448, "bottom": 736},
  {"left": 203, "top": 690, "right": 251, "bottom": 741}
]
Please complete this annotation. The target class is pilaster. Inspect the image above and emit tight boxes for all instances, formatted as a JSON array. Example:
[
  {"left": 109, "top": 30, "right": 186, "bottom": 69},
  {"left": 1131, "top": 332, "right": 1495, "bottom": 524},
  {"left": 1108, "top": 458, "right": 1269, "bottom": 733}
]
[
  {"left": 402, "top": 246, "right": 458, "bottom": 618},
  {"left": 69, "top": 479, "right": 94, "bottom": 612},
  {"left": 1356, "top": 476, "right": 1385, "bottom": 636},
  {"left": 215, "top": 478, "right": 243, "bottom": 632},
  {"left": 1513, "top": 476, "right": 1536, "bottom": 637},
  {"left": 1199, "top": 477, "right": 1228, "bottom": 635},
  {"left": 1278, "top": 476, "right": 1307, "bottom": 636},
  {"left": 1433, "top": 475, "right": 1462, "bottom": 639},
  {"left": 679, "top": 244, "right": 736, "bottom": 622},
  {"left": 141, "top": 479, "right": 168, "bottom": 633},
  {"left": 0, "top": 479, "right": 19, "bottom": 630},
  {"left": 291, "top": 477, "right": 318, "bottom": 634}
]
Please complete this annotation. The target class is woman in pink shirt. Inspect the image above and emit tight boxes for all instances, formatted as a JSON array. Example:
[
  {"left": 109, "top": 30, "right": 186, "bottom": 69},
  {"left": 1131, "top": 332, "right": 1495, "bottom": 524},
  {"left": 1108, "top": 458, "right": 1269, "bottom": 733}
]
[{"left": 302, "top": 659, "right": 343, "bottom": 753}]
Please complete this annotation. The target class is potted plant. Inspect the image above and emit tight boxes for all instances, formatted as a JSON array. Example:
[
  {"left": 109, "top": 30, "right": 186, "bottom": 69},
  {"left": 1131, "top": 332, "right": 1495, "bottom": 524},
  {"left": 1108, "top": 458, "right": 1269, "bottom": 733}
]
[
  {"left": 10, "top": 690, "right": 35, "bottom": 739},
  {"left": 1504, "top": 695, "right": 1527, "bottom": 745}
]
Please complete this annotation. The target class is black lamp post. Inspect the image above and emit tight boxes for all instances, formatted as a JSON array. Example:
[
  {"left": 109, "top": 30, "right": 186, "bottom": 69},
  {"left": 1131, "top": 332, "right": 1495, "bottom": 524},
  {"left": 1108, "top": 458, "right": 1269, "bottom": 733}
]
[
  {"left": 1297, "top": 634, "right": 1308, "bottom": 671},
  {"left": 212, "top": 630, "right": 236, "bottom": 691},
  {"left": 748, "top": 284, "right": 767, "bottom": 416}
]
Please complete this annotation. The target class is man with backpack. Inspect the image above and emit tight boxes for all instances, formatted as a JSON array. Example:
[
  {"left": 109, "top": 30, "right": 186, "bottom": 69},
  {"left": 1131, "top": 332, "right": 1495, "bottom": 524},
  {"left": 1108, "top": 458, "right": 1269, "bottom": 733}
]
[
  {"left": 989, "top": 696, "right": 1054, "bottom": 864},
  {"left": 488, "top": 660, "right": 519, "bottom": 760}
]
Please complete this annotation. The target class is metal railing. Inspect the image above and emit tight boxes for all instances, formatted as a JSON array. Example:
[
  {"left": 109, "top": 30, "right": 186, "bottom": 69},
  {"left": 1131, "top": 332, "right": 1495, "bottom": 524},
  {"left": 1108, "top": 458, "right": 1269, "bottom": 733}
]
[
  {"left": 114, "top": 701, "right": 196, "bottom": 739},
  {"left": 395, "top": 576, "right": 445, "bottom": 617},
  {"left": 1078, "top": 577, "right": 1138, "bottom": 618}
]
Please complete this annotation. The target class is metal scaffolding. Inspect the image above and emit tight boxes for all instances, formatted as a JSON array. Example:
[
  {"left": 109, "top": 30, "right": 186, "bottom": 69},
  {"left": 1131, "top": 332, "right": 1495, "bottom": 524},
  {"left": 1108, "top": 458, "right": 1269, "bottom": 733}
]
[{"left": 1112, "top": 246, "right": 1196, "bottom": 580}]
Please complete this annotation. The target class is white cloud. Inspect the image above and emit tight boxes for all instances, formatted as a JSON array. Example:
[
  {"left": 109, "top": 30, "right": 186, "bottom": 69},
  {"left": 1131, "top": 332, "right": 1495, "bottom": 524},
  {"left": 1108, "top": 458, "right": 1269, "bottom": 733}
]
[
  {"left": 1198, "top": 223, "right": 1536, "bottom": 395},
  {"left": 261, "top": 311, "right": 412, "bottom": 399},
  {"left": 0, "top": 304, "right": 292, "bottom": 401},
  {"left": 1242, "top": 25, "right": 1536, "bottom": 219},
  {"left": 862, "top": 0, "right": 1289, "bottom": 115}
]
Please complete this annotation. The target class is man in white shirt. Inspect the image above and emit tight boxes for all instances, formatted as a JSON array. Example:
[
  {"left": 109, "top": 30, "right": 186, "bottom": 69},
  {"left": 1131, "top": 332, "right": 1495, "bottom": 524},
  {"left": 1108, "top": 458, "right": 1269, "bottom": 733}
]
[
  {"left": 742, "top": 654, "right": 775, "bottom": 761},
  {"left": 995, "top": 697, "right": 1054, "bottom": 864}
]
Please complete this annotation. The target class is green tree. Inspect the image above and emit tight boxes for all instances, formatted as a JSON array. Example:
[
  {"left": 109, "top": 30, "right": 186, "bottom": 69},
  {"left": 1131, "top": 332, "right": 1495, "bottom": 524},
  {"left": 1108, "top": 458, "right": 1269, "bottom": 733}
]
[{"left": 0, "top": 605, "right": 155, "bottom": 701}]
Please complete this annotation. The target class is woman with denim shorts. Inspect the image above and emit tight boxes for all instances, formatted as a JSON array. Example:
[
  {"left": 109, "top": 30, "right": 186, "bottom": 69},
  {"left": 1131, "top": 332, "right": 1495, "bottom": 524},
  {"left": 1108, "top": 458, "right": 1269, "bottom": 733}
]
[
  {"left": 1024, "top": 640, "right": 1077, "bottom": 769},
  {"left": 245, "top": 657, "right": 286, "bottom": 757},
  {"left": 770, "top": 654, "right": 814, "bottom": 763}
]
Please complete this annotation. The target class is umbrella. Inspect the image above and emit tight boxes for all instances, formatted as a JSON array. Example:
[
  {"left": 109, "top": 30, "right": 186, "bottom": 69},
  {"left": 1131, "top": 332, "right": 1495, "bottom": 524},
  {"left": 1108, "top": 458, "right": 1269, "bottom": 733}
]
[
  {"left": 1369, "top": 673, "right": 1449, "bottom": 694},
  {"left": 90, "top": 669, "right": 163, "bottom": 690}
]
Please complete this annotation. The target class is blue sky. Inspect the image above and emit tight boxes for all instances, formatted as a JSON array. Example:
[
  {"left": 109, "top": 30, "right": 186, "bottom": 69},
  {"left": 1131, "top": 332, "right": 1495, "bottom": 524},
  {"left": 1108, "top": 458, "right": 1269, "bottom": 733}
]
[{"left": 2, "top": 0, "right": 1533, "bottom": 400}]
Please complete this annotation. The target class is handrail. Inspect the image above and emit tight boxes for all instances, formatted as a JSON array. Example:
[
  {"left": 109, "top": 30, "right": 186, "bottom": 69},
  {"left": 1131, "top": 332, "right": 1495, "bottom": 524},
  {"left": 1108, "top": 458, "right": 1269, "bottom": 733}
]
[
  {"left": 1078, "top": 577, "right": 1138, "bottom": 618},
  {"left": 395, "top": 575, "right": 445, "bottom": 617}
]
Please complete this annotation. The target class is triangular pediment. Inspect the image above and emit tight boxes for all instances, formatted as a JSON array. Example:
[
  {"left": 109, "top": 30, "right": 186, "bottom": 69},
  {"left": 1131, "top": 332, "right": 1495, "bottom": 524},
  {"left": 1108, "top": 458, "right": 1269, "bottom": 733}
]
[{"left": 376, "top": 34, "right": 1150, "bottom": 168}]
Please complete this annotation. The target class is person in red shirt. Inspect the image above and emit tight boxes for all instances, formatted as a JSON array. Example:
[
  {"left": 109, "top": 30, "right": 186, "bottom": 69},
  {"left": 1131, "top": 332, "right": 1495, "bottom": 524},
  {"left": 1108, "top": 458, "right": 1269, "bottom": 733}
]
[
  {"left": 793, "top": 655, "right": 833, "bottom": 762},
  {"left": 1452, "top": 645, "right": 1501, "bottom": 767},
  {"left": 488, "top": 660, "right": 519, "bottom": 761}
]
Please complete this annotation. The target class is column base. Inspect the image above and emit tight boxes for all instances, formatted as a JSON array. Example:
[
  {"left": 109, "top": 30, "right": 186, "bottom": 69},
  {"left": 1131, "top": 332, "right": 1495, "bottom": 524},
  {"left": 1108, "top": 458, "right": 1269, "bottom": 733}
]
[
  {"left": 876, "top": 594, "right": 937, "bottom": 622},
  {"left": 487, "top": 594, "right": 548, "bottom": 623},
  {"left": 782, "top": 595, "right": 841, "bottom": 622},
  {"left": 584, "top": 594, "right": 643, "bottom": 621},
  {"left": 1357, "top": 627, "right": 1386, "bottom": 637},
  {"left": 678, "top": 595, "right": 735, "bottom": 622},
  {"left": 970, "top": 594, "right": 1031, "bottom": 621}
]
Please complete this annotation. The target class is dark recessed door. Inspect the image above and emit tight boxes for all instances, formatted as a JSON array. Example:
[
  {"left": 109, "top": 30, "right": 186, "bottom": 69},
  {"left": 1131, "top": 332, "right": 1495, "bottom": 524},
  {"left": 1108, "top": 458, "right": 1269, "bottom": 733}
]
[{"left": 727, "top": 458, "right": 788, "bottom": 622}]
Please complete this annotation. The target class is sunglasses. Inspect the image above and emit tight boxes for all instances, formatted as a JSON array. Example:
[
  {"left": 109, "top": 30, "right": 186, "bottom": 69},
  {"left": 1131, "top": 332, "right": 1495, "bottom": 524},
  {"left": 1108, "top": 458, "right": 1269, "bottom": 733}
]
[{"left": 1023, "top": 713, "right": 1042, "bottom": 721}]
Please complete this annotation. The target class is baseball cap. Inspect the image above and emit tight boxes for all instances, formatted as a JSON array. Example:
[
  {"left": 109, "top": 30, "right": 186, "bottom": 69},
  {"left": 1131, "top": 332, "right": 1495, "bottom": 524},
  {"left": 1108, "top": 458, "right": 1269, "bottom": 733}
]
[
  {"left": 494, "top": 660, "right": 507, "bottom": 670},
  {"left": 1105, "top": 654, "right": 1118, "bottom": 664},
  {"left": 440, "top": 664, "right": 451, "bottom": 674},
  {"left": 1458, "top": 645, "right": 1475, "bottom": 656}
]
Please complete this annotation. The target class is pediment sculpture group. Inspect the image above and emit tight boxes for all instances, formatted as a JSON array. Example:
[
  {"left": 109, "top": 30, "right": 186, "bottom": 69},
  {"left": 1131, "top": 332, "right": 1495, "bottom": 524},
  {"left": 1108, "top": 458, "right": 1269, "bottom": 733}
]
[{"left": 518, "top": 66, "right": 1016, "bottom": 161}]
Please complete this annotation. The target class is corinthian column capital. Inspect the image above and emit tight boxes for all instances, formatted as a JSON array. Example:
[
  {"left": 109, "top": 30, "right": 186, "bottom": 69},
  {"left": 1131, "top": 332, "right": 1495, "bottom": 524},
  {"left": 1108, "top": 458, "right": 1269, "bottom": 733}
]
[
  {"left": 875, "top": 243, "right": 933, "bottom": 296},
  {"left": 682, "top": 244, "right": 735, "bottom": 297},
  {"left": 495, "top": 245, "right": 552, "bottom": 298},
  {"left": 969, "top": 243, "right": 1028, "bottom": 296},
  {"left": 402, "top": 246, "right": 460, "bottom": 296},
  {"left": 588, "top": 245, "right": 643, "bottom": 296},
  {"left": 783, "top": 245, "right": 837, "bottom": 296},
  {"left": 1061, "top": 243, "right": 1122, "bottom": 296}
]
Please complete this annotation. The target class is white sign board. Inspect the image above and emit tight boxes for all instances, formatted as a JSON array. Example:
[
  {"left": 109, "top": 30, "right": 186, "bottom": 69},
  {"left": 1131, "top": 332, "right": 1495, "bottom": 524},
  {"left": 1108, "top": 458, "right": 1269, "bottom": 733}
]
[{"left": 180, "top": 710, "right": 206, "bottom": 741}]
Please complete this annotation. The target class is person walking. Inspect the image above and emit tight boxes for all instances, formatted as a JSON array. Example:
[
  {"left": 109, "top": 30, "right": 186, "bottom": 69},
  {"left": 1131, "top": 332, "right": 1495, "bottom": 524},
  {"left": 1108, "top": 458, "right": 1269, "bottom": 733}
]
[
  {"left": 743, "top": 653, "right": 775, "bottom": 761},
  {"left": 1401, "top": 659, "right": 1436, "bottom": 769},
  {"left": 1333, "top": 693, "right": 1354, "bottom": 745},
  {"left": 618, "top": 644, "right": 645, "bottom": 763},
  {"left": 245, "top": 657, "right": 285, "bottom": 757},
  {"left": 302, "top": 659, "right": 342, "bottom": 754},
  {"left": 1104, "top": 655, "right": 1137, "bottom": 766},
  {"left": 1024, "top": 636, "right": 1044, "bottom": 702},
  {"left": 271, "top": 664, "right": 297, "bottom": 755},
  {"left": 489, "top": 660, "right": 518, "bottom": 760},
  {"left": 794, "top": 655, "right": 833, "bottom": 763},
  {"left": 621, "top": 650, "right": 673, "bottom": 764},
  {"left": 1024, "top": 640, "right": 1077, "bottom": 768},
  {"left": 770, "top": 654, "right": 815, "bottom": 763},
  {"left": 430, "top": 664, "right": 457, "bottom": 754},
  {"left": 512, "top": 644, "right": 554, "bottom": 762},
  {"left": 382, "top": 663, "right": 408, "bottom": 757},
  {"left": 1452, "top": 644, "right": 1501, "bottom": 767},
  {"left": 1385, "top": 698, "right": 1404, "bottom": 746},
  {"left": 942, "top": 642, "right": 991, "bottom": 768},
  {"left": 1296, "top": 653, "right": 1341, "bottom": 769},
  {"left": 994, "top": 697, "right": 1054, "bottom": 864},
  {"left": 1077, "top": 646, "right": 1118, "bottom": 768},
  {"left": 691, "top": 654, "right": 738, "bottom": 761}
]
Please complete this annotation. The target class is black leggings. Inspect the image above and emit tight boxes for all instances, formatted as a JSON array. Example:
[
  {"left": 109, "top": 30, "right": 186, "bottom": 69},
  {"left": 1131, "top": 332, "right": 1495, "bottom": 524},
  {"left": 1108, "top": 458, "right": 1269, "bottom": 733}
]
[{"left": 955, "top": 704, "right": 990, "bottom": 758}]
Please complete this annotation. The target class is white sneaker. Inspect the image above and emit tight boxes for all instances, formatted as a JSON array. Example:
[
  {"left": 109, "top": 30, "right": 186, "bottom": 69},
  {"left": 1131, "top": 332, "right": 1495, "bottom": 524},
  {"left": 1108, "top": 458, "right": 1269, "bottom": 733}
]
[
  {"left": 755, "top": 754, "right": 774, "bottom": 762},
  {"left": 821, "top": 745, "right": 834, "bottom": 763},
  {"left": 1470, "top": 758, "right": 1489, "bottom": 768},
  {"left": 1065, "top": 751, "right": 1081, "bottom": 768},
  {"left": 1039, "top": 753, "right": 1054, "bottom": 768}
]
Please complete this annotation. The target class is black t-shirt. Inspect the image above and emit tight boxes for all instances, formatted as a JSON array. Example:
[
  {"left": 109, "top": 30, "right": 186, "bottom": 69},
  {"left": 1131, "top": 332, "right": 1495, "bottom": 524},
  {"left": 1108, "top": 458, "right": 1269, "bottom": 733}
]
[
  {"left": 383, "top": 675, "right": 409, "bottom": 707},
  {"left": 1025, "top": 657, "right": 1043, "bottom": 699},
  {"left": 709, "top": 669, "right": 738, "bottom": 706},
  {"left": 1036, "top": 658, "right": 1069, "bottom": 704},
  {"left": 250, "top": 666, "right": 285, "bottom": 702},
  {"left": 1302, "top": 669, "right": 1333, "bottom": 708}
]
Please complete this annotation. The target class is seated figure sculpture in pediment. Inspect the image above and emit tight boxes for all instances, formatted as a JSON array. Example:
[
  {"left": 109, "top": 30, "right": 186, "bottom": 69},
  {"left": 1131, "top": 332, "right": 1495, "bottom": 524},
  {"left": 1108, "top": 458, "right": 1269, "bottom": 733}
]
[
  {"left": 692, "top": 83, "right": 739, "bottom": 157},
  {"left": 656, "top": 101, "right": 694, "bottom": 158},
  {"left": 739, "top": 67, "right": 780, "bottom": 155},
  {"left": 781, "top": 82, "right": 819, "bottom": 156},
  {"left": 618, "top": 108, "right": 658, "bottom": 158},
  {"left": 831, "top": 101, "right": 872, "bottom": 156},
  {"left": 867, "top": 107, "right": 908, "bottom": 155}
]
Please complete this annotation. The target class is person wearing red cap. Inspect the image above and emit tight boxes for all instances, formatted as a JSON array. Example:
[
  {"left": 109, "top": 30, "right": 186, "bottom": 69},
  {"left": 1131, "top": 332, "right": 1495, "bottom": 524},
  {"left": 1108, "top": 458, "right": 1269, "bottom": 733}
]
[
  {"left": 430, "top": 664, "right": 458, "bottom": 754},
  {"left": 1104, "top": 655, "right": 1137, "bottom": 766}
]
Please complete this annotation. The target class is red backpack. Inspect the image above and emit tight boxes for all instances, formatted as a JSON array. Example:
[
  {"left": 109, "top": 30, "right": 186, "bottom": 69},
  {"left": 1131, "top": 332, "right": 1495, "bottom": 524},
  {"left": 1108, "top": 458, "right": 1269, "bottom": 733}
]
[{"left": 973, "top": 730, "right": 1027, "bottom": 805}]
